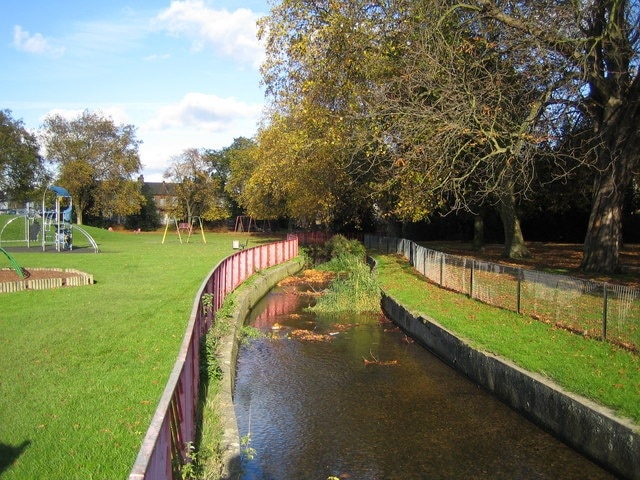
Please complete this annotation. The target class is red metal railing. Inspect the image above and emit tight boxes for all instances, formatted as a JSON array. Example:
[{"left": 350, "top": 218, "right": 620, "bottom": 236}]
[{"left": 129, "top": 237, "right": 298, "bottom": 479}]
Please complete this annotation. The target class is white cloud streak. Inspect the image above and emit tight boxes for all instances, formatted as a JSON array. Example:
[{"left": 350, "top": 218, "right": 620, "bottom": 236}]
[
  {"left": 12, "top": 25, "right": 65, "bottom": 57},
  {"left": 153, "top": 0, "right": 264, "bottom": 67},
  {"left": 144, "top": 92, "right": 262, "bottom": 132}
]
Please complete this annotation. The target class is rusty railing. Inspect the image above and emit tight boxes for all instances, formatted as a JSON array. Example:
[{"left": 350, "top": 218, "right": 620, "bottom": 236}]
[{"left": 129, "top": 237, "right": 298, "bottom": 479}]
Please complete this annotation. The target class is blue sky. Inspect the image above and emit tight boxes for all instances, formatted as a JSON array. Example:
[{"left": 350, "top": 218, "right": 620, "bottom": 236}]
[{"left": 0, "top": 0, "right": 269, "bottom": 181}]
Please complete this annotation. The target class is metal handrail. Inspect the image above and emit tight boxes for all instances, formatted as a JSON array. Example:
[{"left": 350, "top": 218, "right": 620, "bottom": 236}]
[{"left": 129, "top": 238, "right": 298, "bottom": 479}]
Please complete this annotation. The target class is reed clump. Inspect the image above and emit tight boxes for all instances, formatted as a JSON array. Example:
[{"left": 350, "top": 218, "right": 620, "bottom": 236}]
[{"left": 308, "top": 235, "right": 380, "bottom": 313}]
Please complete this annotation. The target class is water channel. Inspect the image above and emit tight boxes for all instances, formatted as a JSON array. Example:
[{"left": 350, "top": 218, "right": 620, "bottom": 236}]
[{"left": 233, "top": 275, "right": 616, "bottom": 480}]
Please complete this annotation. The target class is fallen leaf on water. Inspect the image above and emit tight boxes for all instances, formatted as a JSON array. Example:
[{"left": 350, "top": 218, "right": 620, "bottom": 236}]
[
  {"left": 289, "top": 329, "right": 333, "bottom": 342},
  {"left": 363, "top": 351, "right": 398, "bottom": 366}
]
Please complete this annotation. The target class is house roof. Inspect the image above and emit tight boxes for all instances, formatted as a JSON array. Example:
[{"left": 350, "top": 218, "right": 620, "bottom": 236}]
[{"left": 145, "top": 182, "right": 177, "bottom": 196}]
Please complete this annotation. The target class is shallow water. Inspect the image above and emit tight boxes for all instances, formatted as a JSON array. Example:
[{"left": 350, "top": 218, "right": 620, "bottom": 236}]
[{"left": 234, "top": 281, "right": 616, "bottom": 480}]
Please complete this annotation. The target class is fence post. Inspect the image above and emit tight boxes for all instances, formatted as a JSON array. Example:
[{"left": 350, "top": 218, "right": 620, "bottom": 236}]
[
  {"left": 469, "top": 260, "right": 474, "bottom": 298},
  {"left": 602, "top": 282, "right": 608, "bottom": 341},
  {"left": 439, "top": 254, "right": 444, "bottom": 287},
  {"left": 516, "top": 268, "right": 522, "bottom": 314}
]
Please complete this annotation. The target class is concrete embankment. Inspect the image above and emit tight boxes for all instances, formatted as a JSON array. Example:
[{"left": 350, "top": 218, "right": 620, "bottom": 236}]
[
  {"left": 381, "top": 292, "right": 640, "bottom": 480},
  {"left": 214, "top": 255, "right": 638, "bottom": 479},
  {"left": 215, "top": 258, "right": 305, "bottom": 479}
]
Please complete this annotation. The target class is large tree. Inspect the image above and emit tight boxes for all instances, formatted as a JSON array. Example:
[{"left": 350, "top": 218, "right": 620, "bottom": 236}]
[
  {"left": 223, "top": 138, "right": 258, "bottom": 205},
  {"left": 259, "top": 0, "right": 540, "bottom": 249},
  {"left": 456, "top": 0, "right": 640, "bottom": 271},
  {"left": 204, "top": 137, "right": 255, "bottom": 220},
  {"left": 258, "top": 0, "right": 410, "bottom": 229},
  {"left": 163, "top": 148, "right": 231, "bottom": 223},
  {"left": 0, "top": 109, "right": 48, "bottom": 202},
  {"left": 244, "top": 104, "right": 363, "bottom": 227},
  {"left": 259, "top": 0, "right": 640, "bottom": 270},
  {"left": 370, "top": 4, "right": 565, "bottom": 258},
  {"left": 41, "top": 110, "right": 144, "bottom": 224}
]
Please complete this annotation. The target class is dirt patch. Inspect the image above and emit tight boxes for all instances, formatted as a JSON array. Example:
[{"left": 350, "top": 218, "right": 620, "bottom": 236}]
[
  {"left": 0, "top": 267, "right": 93, "bottom": 292},
  {"left": 0, "top": 268, "right": 83, "bottom": 282}
]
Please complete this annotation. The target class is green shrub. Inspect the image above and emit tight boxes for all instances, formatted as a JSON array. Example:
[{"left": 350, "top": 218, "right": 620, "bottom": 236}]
[
  {"left": 325, "top": 234, "right": 366, "bottom": 259},
  {"left": 303, "top": 234, "right": 366, "bottom": 265}
]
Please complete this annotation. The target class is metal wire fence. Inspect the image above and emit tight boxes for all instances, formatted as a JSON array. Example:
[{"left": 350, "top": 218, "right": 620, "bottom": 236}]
[{"left": 365, "top": 235, "right": 639, "bottom": 351}]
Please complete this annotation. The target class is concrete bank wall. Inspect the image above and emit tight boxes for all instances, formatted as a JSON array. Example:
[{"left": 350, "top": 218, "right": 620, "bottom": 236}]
[
  {"left": 381, "top": 292, "right": 640, "bottom": 480},
  {"left": 215, "top": 258, "right": 305, "bottom": 479}
]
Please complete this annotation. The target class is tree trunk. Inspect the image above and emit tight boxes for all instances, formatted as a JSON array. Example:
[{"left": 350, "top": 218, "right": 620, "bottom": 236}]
[
  {"left": 75, "top": 203, "right": 84, "bottom": 225},
  {"left": 497, "top": 190, "right": 530, "bottom": 259},
  {"left": 581, "top": 99, "right": 639, "bottom": 273},
  {"left": 472, "top": 209, "right": 485, "bottom": 251},
  {"left": 580, "top": 158, "right": 629, "bottom": 273}
]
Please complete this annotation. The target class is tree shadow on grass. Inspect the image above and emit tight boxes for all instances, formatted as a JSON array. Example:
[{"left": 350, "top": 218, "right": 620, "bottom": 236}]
[{"left": 0, "top": 441, "right": 30, "bottom": 475}]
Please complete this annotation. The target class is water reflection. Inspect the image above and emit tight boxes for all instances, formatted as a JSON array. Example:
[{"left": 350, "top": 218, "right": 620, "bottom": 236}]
[{"left": 234, "top": 281, "right": 615, "bottom": 480}]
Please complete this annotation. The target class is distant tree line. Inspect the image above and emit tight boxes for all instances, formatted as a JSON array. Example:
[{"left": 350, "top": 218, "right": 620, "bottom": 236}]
[
  {"left": 0, "top": 108, "right": 246, "bottom": 232},
  {"left": 1, "top": 108, "right": 145, "bottom": 226}
]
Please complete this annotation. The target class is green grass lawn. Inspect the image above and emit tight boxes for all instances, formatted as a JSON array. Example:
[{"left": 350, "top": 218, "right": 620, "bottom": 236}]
[
  {"left": 0, "top": 227, "right": 278, "bottom": 480},
  {"left": 374, "top": 253, "right": 640, "bottom": 425},
  {"left": 3, "top": 230, "right": 636, "bottom": 479}
]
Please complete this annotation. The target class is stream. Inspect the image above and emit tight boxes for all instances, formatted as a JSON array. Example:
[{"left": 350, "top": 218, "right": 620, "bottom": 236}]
[{"left": 233, "top": 274, "right": 616, "bottom": 480}]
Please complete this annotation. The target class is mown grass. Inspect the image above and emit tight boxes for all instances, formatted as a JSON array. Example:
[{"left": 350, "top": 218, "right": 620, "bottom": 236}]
[
  {"left": 3, "top": 228, "right": 636, "bottom": 478},
  {"left": 374, "top": 253, "right": 640, "bottom": 424},
  {"left": 0, "top": 227, "right": 278, "bottom": 480}
]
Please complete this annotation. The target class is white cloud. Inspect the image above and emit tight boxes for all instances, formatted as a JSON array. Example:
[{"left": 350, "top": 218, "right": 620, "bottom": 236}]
[
  {"left": 12, "top": 25, "right": 65, "bottom": 57},
  {"left": 144, "top": 92, "right": 262, "bottom": 132},
  {"left": 137, "top": 92, "right": 263, "bottom": 181},
  {"left": 66, "top": 18, "right": 148, "bottom": 58},
  {"left": 153, "top": 0, "right": 264, "bottom": 67}
]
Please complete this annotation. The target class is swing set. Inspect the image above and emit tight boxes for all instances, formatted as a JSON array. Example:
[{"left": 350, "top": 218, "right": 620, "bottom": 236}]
[
  {"left": 234, "top": 215, "right": 271, "bottom": 233},
  {"left": 161, "top": 216, "right": 206, "bottom": 244}
]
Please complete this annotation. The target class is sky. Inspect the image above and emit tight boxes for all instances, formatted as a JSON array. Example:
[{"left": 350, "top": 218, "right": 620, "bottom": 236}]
[{"left": 0, "top": 0, "right": 270, "bottom": 182}]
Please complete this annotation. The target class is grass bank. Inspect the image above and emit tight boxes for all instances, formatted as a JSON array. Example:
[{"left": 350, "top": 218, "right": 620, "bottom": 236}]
[
  {"left": 374, "top": 253, "right": 640, "bottom": 425},
  {"left": 0, "top": 228, "right": 278, "bottom": 480}
]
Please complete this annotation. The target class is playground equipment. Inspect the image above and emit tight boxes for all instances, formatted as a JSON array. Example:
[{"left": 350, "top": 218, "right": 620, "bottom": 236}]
[
  {"left": 40, "top": 185, "right": 99, "bottom": 253},
  {"left": 0, "top": 186, "right": 99, "bottom": 253},
  {"left": 234, "top": 215, "right": 271, "bottom": 233},
  {"left": 42, "top": 186, "right": 73, "bottom": 251},
  {"left": 0, "top": 210, "right": 40, "bottom": 248},
  {"left": 0, "top": 246, "right": 26, "bottom": 278},
  {"left": 162, "top": 216, "right": 206, "bottom": 244}
]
